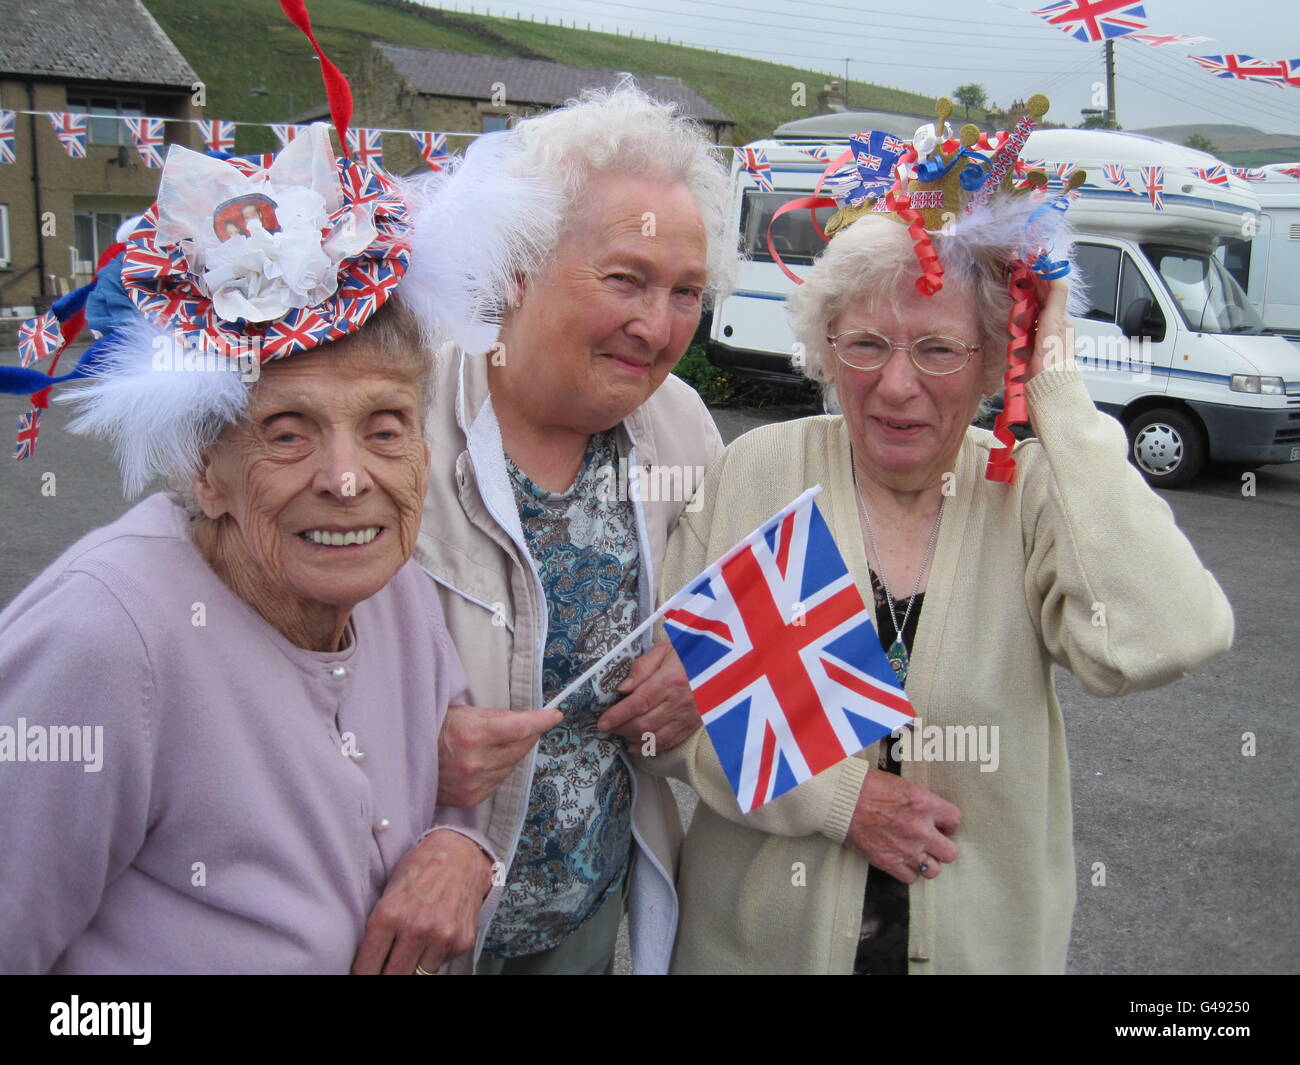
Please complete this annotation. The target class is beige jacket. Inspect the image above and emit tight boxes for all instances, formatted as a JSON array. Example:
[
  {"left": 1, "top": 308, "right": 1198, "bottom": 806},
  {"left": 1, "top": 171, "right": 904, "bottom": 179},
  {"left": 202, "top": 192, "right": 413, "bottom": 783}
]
[
  {"left": 415, "top": 346, "right": 723, "bottom": 974},
  {"left": 641, "top": 363, "right": 1234, "bottom": 974}
]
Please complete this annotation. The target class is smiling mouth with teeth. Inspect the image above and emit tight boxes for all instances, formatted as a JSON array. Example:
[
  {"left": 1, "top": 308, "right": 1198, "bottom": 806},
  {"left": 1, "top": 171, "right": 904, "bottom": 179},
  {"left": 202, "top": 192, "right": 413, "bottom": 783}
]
[{"left": 299, "top": 527, "right": 384, "bottom": 547}]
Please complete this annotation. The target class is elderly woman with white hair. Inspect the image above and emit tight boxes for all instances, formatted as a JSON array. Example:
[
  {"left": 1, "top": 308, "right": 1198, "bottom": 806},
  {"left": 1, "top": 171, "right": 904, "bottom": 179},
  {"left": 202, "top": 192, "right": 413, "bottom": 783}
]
[
  {"left": 642, "top": 109, "right": 1234, "bottom": 974},
  {"left": 410, "top": 83, "right": 738, "bottom": 974},
  {"left": 0, "top": 10, "right": 554, "bottom": 973}
]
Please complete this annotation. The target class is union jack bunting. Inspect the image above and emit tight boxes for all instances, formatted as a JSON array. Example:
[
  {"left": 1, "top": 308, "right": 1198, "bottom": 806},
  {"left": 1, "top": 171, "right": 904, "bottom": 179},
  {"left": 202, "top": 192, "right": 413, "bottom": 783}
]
[
  {"left": 17, "top": 311, "right": 64, "bottom": 367},
  {"left": 198, "top": 119, "right": 236, "bottom": 154},
  {"left": 1128, "top": 33, "right": 1210, "bottom": 48},
  {"left": 1276, "top": 166, "right": 1300, "bottom": 180},
  {"left": 1102, "top": 163, "right": 1138, "bottom": 194},
  {"left": 1054, "top": 161, "right": 1079, "bottom": 183},
  {"left": 410, "top": 131, "right": 452, "bottom": 170},
  {"left": 1140, "top": 165, "right": 1164, "bottom": 210},
  {"left": 47, "top": 111, "right": 87, "bottom": 158},
  {"left": 125, "top": 117, "right": 165, "bottom": 168},
  {"left": 13, "top": 408, "right": 41, "bottom": 461},
  {"left": 740, "top": 147, "right": 773, "bottom": 191},
  {"left": 272, "top": 124, "right": 304, "bottom": 148},
  {"left": 1228, "top": 167, "right": 1266, "bottom": 182},
  {"left": 663, "top": 488, "right": 915, "bottom": 813},
  {"left": 0, "top": 109, "right": 15, "bottom": 165},
  {"left": 1196, "top": 164, "right": 1229, "bottom": 186},
  {"left": 345, "top": 128, "right": 383, "bottom": 170},
  {"left": 1030, "top": 0, "right": 1147, "bottom": 43},
  {"left": 800, "top": 145, "right": 833, "bottom": 162},
  {"left": 1190, "top": 55, "right": 1287, "bottom": 85}
]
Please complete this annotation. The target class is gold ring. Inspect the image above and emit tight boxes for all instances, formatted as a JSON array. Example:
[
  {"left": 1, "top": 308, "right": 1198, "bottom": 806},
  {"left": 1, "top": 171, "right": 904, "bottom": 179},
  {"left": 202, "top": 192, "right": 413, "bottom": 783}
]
[{"left": 414, "top": 964, "right": 434, "bottom": 975}]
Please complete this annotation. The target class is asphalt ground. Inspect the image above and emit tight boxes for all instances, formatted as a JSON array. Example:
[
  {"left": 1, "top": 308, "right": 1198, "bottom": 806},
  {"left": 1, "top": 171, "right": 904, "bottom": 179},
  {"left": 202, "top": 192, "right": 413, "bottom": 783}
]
[{"left": 1, "top": 380, "right": 1296, "bottom": 976}]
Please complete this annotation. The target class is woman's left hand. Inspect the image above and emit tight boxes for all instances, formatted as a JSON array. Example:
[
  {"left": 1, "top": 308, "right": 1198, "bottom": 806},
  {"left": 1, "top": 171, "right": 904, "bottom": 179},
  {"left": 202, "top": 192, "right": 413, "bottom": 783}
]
[
  {"left": 352, "top": 829, "right": 492, "bottom": 975},
  {"left": 1027, "top": 276, "right": 1075, "bottom": 381},
  {"left": 598, "top": 639, "right": 701, "bottom": 753}
]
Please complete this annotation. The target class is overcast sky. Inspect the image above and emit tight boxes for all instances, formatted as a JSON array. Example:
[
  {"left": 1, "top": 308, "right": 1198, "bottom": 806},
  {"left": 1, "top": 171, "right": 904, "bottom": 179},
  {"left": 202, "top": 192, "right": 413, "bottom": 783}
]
[{"left": 424, "top": 0, "right": 1300, "bottom": 135}]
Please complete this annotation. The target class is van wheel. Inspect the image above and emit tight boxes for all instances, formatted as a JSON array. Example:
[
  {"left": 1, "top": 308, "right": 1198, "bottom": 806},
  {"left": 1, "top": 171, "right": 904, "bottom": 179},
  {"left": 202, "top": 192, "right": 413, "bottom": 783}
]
[{"left": 1125, "top": 408, "right": 1205, "bottom": 488}]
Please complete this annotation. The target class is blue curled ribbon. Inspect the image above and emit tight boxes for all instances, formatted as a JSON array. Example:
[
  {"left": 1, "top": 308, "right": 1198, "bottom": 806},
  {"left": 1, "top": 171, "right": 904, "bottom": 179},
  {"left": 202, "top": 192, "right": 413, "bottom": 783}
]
[
  {"left": 958, "top": 151, "right": 990, "bottom": 191},
  {"left": 1024, "top": 195, "right": 1073, "bottom": 280}
]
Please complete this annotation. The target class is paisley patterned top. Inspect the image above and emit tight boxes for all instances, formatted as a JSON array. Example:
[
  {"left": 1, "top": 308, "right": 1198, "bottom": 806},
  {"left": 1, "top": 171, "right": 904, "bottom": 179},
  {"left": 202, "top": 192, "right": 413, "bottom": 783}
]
[{"left": 483, "top": 430, "right": 637, "bottom": 959}]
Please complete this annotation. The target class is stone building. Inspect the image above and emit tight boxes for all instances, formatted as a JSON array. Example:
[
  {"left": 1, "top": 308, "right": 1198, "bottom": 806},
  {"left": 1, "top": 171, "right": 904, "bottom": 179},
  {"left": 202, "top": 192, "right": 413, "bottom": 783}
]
[
  {"left": 351, "top": 43, "right": 734, "bottom": 175},
  {"left": 0, "top": 0, "right": 198, "bottom": 315}
]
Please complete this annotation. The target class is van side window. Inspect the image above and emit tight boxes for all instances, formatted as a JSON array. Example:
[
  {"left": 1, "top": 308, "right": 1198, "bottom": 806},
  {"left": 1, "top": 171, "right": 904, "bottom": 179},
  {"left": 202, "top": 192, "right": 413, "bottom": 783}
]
[
  {"left": 1072, "top": 243, "right": 1121, "bottom": 321},
  {"left": 741, "top": 191, "right": 837, "bottom": 267},
  {"left": 1118, "top": 253, "right": 1159, "bottom": 315}
]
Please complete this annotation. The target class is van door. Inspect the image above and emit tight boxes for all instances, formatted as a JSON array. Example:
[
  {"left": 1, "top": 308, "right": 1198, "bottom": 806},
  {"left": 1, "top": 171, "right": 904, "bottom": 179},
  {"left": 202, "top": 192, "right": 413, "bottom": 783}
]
[{"left": 1070, "top": 241, "right": 1171, "bottom": 407}]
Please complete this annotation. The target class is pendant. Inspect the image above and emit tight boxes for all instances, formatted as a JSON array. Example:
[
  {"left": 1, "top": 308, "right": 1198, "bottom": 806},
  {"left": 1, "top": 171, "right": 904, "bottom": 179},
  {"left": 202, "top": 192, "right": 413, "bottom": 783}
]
[{"left": 886, "top": 636, "right": 909, "bottom": 686}]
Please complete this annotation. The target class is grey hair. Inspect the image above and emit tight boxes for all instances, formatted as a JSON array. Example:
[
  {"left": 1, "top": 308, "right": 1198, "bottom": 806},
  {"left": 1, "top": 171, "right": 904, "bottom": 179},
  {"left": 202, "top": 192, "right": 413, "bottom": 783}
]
[
  {"left": 788, "top": 215, "right": 1014, "bottom": 412},
  {"left": 169, "top": 299, "right": 433, "bottom": 513},
  {"left": 508, "top": 81, "right": 738, "bottom": 303}
]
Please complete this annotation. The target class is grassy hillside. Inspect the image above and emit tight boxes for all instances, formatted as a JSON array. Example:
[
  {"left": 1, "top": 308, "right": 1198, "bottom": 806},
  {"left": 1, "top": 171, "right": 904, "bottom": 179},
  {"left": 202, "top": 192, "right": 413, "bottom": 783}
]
[{"left": 144, "top": 0, "right": 956, "bottom": 148}]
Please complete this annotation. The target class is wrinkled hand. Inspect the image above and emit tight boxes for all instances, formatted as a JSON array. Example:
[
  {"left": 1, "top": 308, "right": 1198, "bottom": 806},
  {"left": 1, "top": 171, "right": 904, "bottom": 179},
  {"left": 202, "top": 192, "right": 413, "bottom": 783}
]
[
  {"left": 1029, "top": 276, "right": 1075, "bottom": 380},
  {"left": 846, "top": 769, "right": 961, "bottom": 884},
  {"left": 437, "top": 704, "right": 562, "bottom": 807},
  {"left": 597, "top": 639, "right": 701, "bottom": 753},
  {"left": 352, "top": 828, "right": 493, "bottom": 975}
]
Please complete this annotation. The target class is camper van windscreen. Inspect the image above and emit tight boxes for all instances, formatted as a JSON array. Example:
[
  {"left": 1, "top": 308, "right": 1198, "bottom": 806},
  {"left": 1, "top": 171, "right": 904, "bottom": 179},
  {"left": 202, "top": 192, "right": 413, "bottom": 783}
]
[
  {"left": 741, "top": 190, "right": 837, "bottom": 267},
  {"left": 1144, "top": 244, "right": 1265, "bottom": 336}
]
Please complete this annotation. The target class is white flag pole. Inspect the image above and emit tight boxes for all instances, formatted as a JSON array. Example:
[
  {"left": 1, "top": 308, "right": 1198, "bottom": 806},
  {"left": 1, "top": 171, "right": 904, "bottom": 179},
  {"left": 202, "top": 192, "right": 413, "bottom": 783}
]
[{"left": 545, "top": 485, "right": 823, "bottom": 712}]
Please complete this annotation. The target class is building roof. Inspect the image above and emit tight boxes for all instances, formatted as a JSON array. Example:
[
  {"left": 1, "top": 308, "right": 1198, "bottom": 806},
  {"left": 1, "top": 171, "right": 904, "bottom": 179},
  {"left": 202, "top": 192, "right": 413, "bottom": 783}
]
[
  {"left": 374, "top": 43, "right": 731, "bottom": 125},
  {"left": 774, "top": 110, "right": 935, "bottom": 140},
  {"left": 0, "top": 0, "right": 197, "bottom": 88}
]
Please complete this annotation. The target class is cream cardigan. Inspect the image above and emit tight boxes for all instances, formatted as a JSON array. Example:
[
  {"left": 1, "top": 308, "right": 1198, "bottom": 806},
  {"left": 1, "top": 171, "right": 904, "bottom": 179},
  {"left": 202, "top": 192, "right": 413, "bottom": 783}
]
[{"left": 641, "top": 363, "right": 1234, "bottom": 975}]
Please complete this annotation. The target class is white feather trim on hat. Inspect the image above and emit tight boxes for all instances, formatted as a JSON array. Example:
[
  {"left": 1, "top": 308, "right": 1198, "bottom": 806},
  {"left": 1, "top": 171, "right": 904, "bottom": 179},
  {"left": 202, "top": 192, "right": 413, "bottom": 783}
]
[
  {"left": 396, "top": 131, "right": 562, "bottom": 355},
  {"left": 57, "top": 317, "right": 251, "bottom": 497}
]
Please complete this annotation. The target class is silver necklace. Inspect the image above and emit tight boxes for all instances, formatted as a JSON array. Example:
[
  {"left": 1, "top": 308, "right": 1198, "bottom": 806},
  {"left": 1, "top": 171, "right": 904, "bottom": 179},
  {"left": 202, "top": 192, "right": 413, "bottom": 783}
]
[{"left": 852, "top": 474, "right": 944, "bottom": 686}]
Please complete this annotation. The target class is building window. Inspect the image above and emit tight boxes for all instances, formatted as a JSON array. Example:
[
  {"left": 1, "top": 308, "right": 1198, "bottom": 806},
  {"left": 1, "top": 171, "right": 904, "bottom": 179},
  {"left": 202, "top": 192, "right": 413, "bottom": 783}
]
[
  {"left": 0, "top": 205, "right": 10, "bottom": 269},
  {"left": 73, "top": 211, "right": 125, "bottom": 282},
  {"left": 66, "top": 95, "right": 145, "bottom": 147},
  {"left": 481, "top": 113, "right": 511, "bottom": 133}
]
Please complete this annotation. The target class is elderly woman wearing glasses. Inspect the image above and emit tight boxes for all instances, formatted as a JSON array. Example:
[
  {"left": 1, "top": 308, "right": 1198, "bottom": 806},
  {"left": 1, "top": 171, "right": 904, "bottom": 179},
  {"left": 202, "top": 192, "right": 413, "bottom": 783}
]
[{"left": 643, "top": 111, "right": 1234, "bottom": 974}]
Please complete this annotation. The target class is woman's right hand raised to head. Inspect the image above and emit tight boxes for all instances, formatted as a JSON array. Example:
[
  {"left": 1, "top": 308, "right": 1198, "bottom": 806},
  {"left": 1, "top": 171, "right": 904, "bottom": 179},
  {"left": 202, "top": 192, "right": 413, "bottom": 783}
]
[{"left": 846, "top": 769, "right": 962, "bottom": 884}]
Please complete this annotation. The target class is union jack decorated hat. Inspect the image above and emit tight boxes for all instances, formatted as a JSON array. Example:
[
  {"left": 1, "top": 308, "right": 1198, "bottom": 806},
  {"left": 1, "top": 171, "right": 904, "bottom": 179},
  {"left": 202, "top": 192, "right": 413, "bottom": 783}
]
[
  {"left": 2, "top": 0, "right": 558, "bottom": 491},
  {"left": 777, "top": 94, "right": 1083, "bottom": 484}
]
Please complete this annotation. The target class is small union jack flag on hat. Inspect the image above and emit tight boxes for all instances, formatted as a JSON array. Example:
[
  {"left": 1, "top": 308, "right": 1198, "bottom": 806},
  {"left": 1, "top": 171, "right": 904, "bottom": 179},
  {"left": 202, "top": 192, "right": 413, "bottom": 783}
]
[
  {"left": 411, "top": 131, "right": 452, "bottom": 170},
  {"left": 0, "top": 109, "right": 15, "bottom": 165},
  {"left": 13, "top": 408, "right": 41, "bottom": 461},
  {"left": 47, "top": 111, "right": 87, "bottom": 158},
  {"left": 17, "top": 311, "right": 64, "bottom": 368},
  {"left": 198, "top": 119, "right": 237, "bottom": 154},
  {"left": 345, "top": 128, "right": 383, "bottom": 170},
  {"left": 125, "top": 117, "right": 166, "bottom": 168},
  {"left": 740, "top": 147, "right": 773, "bottom": 191}
]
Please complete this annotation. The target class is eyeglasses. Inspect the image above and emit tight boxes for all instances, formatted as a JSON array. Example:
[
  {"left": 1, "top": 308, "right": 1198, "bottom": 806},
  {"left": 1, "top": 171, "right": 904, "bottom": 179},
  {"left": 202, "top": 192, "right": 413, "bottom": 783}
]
[{"left": 827, "top": 329, "right": 980, "bottom": 376}]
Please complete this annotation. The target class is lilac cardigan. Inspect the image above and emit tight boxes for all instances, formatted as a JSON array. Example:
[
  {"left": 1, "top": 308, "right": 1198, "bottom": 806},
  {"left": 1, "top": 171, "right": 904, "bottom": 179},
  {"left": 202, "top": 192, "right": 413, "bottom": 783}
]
[{"left": 0, "top": 493, "right": 488, "bottom": 974}]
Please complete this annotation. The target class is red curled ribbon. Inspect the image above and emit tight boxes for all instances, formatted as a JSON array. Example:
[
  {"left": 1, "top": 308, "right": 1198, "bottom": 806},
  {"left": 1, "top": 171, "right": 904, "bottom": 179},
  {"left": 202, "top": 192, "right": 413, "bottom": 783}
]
[
  {"left": 766, "top": 146, "right": 854, "bottom": 285},
  {"left": 986, "top": 260, "right": 1040, "bottom": 483},
  {"left": 886, "top": 188, "right": 944, "bottom": 297}
]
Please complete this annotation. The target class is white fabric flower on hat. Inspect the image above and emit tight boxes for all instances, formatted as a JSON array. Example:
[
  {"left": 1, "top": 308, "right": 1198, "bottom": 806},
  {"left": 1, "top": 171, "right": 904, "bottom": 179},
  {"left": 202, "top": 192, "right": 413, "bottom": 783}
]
[{"left": 150, "top": 124, "right": 376, "bottom": 323}]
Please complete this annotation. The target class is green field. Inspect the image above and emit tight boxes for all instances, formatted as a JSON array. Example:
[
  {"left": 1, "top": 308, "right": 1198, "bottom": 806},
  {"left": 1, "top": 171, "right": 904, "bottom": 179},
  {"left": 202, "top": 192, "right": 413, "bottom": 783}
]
[{"left": 144, "top": 0, "right": 960, "bottom": 148}]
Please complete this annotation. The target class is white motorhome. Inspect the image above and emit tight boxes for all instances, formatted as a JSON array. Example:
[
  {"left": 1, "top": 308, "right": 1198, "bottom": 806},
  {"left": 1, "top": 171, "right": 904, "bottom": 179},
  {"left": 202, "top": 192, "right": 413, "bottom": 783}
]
[
  {"left": 710, "top": 121, "right": 1300, "bottom": 487},
  {"left": 1221, "top": 162, "right": 1300, "bottom": 339}
]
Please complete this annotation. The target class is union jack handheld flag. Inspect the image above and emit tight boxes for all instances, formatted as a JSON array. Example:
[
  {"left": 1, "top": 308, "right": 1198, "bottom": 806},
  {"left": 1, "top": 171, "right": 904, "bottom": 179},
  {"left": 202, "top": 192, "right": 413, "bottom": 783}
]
[
  {"left": 1030, "top": 0, "right": 1147, "bottom": 43},
  {"left": 17, "top": 311, "right": 64, "bottom": 368},
  {"left": 411, "top": 131, "right": 452, "bottom": 170},
  {"left": 663, "top": 487, "right": 915, "bottom": 813},
  {"left": 47, "top": 111, "right": 87, "bottom": 158},
  {"left": 0, "top": 109, "right": 15, "bottom": 165},
  {"left": 198, "top": 119, "right": 236, "bottom": 154},
  {"left": 13, "top": 408, "right": 41, "bottom": 461},
  {"left": 740, "top": 147, "right": 773, "bottom": 192}
]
